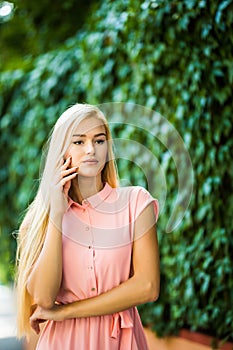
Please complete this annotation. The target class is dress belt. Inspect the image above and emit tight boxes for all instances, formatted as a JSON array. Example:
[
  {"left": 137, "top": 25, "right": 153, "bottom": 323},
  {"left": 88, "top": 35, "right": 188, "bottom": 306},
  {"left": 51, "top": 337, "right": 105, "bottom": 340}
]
[{"left": 111, "top": 309, "right": 134, "bottom": 339}]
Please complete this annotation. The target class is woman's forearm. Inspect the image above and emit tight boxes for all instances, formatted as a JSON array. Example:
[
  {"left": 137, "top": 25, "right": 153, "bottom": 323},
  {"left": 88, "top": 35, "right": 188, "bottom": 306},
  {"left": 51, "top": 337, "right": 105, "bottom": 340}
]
[
  {"left": 30, "top": 273, "right": 159, "bottom": 330},
  {"left": 63, "top": 274, "right": 159, "bottom": 319},
  {"left": 27, "top": 218, "right": 63, "bottom": 309}
]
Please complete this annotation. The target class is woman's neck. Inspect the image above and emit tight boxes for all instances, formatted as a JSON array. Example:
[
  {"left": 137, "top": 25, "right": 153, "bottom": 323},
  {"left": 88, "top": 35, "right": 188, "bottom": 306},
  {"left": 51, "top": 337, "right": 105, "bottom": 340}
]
[{"left": 70, "top": 176, "right": 104, "bottom": 204}]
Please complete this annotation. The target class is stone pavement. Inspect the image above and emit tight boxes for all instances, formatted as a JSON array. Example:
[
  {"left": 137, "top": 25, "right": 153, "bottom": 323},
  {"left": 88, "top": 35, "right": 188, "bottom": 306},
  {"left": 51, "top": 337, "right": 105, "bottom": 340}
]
[{"left": 0, "top": 285, "right": 23, "bottom": 350}]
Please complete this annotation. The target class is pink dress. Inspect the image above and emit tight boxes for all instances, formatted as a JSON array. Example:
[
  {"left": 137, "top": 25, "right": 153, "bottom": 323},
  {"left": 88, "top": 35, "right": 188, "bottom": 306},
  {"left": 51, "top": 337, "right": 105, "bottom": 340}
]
[{"left": 36, "top": 183, "right": 159, "bottom": 350}]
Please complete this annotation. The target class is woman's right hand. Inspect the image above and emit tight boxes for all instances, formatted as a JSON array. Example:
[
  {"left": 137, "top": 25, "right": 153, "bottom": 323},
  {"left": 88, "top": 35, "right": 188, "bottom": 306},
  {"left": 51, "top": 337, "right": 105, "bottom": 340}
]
[
  {"left": 60, "top": 156, "right": 79, "bottom": 198},
  {"left": 49, "top": 156, "right": 78, "bottom": 224}
]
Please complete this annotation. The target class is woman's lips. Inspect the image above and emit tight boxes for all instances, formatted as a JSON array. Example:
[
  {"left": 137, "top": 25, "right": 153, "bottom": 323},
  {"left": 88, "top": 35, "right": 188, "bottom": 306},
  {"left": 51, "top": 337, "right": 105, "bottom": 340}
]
[{"left": 83, "top": 159, "right": 98, "bottom": 165}]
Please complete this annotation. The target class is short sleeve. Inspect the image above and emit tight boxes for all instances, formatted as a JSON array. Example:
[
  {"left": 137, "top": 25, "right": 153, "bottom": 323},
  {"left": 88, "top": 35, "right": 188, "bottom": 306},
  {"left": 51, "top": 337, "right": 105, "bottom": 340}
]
[{"left": 133, "top": 186, "right": 159, "bottom": 223}]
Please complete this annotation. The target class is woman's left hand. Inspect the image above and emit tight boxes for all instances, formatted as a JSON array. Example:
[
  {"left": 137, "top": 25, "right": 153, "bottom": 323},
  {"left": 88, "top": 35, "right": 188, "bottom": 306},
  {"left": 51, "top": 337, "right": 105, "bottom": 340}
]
[{"left": 30, "top": 304, "right": 65, "bottom": 334}]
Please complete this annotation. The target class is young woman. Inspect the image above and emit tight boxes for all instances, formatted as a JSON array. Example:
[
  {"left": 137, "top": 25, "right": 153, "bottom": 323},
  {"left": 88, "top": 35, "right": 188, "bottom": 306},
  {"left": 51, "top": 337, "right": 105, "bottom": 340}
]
[{"left": 16, "top": 103, "right": 160, "bottom": 350}]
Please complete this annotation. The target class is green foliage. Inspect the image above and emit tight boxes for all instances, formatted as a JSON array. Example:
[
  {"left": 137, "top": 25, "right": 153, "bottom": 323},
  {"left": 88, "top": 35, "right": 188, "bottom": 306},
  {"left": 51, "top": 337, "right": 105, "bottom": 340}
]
[
  {"left": 0, "top": 0, "right": 233, "bottom": 343},
  {"left": 0, "top": 0, "right": 98, "bottom": 70}
]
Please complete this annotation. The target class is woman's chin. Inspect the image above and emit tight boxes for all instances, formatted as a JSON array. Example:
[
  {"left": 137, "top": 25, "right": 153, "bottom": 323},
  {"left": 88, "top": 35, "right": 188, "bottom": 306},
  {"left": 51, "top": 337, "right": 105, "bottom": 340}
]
[{"left": 76, "top": 170, "right": 101, "bottom": 178}]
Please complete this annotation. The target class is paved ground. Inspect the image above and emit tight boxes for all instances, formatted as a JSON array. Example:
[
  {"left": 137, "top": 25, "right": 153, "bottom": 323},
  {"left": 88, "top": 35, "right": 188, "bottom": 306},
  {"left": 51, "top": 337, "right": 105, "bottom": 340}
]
[
  {"left": 0, "top": 338, "right": 23, "bottom": 350},
  {"left": 0, "top": 285, "right": 23, "bottom": 350}
]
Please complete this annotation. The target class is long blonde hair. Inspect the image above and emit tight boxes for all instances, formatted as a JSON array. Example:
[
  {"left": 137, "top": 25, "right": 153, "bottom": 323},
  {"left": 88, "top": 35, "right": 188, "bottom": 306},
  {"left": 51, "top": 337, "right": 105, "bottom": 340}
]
[{"left": 15, "top": 103, "right": 118, "bottom": 338}]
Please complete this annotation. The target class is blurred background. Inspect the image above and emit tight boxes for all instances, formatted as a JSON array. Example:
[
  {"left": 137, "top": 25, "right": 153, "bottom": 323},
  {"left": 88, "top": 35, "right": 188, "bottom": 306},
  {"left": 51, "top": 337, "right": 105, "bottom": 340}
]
[{"left": 0, "top": 0, "right": 233, "bottom": 349}]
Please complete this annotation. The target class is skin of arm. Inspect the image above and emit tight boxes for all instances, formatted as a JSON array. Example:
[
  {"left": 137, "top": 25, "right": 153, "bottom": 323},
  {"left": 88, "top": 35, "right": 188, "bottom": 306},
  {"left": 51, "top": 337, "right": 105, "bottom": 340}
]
[
  {"left": 27, "top": 157, "right": 78, "bottom": 309},
  {"left": 30, "top": 202, "right": 160, "bottom": 333},
  {"left": 27, "top": 219, "right": 63, "bottom": 309}
]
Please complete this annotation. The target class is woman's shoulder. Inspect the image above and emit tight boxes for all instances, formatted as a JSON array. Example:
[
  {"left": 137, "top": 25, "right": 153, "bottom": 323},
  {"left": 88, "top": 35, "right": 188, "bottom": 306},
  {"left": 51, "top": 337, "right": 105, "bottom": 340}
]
[
  {"left": 116, "top": 185, "right": 151, "bottom": 197},
  {"left": 114, "top": 185, "right": 155, "bottom": 206},
  {"left": 114, "top": 185, "right": 159, "bottom": 221}
]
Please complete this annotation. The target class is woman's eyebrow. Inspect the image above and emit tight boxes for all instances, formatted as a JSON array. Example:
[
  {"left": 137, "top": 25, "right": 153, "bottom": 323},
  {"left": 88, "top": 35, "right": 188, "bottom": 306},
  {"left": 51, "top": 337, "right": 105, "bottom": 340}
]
[
  {"left": 72, "top": 133, "right": 107, "bottom": 137},
  {"left": 94, "top": 133, "right": 107, "bottom": 137}
]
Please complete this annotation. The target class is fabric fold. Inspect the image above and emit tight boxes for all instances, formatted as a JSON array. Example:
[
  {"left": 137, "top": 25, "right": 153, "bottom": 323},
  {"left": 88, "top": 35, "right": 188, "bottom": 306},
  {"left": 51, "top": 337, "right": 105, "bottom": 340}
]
[{"left": 111, "top": 309, "right": 134, "bottom": 339}]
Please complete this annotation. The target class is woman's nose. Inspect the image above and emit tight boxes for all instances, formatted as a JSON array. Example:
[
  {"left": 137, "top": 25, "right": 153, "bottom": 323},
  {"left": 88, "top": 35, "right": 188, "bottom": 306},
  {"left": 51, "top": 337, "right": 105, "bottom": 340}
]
[{"left": 85, "top": 141, "right": 95, "bottom": 155}]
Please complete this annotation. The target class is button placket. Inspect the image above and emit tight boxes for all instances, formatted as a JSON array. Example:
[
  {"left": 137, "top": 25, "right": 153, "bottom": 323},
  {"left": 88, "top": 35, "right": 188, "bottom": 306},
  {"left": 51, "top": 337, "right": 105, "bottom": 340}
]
[{"left": 85, "top": 207, "right": 97, "bottom": 294}]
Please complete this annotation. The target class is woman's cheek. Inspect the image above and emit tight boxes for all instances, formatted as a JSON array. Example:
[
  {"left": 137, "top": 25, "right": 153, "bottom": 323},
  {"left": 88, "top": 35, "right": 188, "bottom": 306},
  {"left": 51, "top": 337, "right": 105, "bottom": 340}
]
[
  {"left": 64, "top": 145, "right": 73, "bottom": 161},
  {"left": 71, "top": 155, "right": 82, "bottom": 168}
]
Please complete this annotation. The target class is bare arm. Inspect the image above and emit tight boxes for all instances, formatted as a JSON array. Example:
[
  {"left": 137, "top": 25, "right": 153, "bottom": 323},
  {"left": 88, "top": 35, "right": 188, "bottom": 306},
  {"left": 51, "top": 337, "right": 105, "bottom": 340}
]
[
  {"left": 27, "top": 157, "right": 78, "bottom": 308},
  {"left": 27, "top": 219, "right": 63, "bottom": 309},
  {"left": 30, "top": 202, "right": 160, "bottom": 330}
]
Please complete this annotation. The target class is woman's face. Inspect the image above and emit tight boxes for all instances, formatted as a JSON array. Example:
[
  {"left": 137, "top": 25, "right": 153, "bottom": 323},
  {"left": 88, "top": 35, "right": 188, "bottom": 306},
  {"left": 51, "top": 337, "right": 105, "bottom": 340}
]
[{"left": 66, "top": 117, "right": 108, "bottom": 178}]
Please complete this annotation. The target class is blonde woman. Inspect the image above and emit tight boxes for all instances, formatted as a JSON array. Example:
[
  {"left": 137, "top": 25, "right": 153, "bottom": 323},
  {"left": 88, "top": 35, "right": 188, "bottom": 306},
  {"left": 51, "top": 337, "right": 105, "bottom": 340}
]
[{"left": 16, "top": 103, "right": 160, "bottom": 350}]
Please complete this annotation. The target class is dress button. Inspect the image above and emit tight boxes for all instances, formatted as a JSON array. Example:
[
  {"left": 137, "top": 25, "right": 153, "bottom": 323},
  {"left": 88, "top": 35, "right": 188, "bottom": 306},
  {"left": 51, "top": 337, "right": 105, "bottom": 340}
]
[
  {"left": 88, "top": 246, "right": 91, "bottom": 249},
  {"left": 91, "top": 287, "right": 96, "bottom": 291},
  {"left": 85, "top": 226, "right": 90, "bottom": 231}
]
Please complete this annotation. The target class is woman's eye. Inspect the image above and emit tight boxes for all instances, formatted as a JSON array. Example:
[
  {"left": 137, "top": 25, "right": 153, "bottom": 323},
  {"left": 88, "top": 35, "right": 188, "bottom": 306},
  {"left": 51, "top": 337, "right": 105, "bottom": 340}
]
[
  {"left": 73, "top": 139, "right": 105, "bottom": 145},
  {"left": 95, "top": 139, "right": 105, "bottom": 144}
]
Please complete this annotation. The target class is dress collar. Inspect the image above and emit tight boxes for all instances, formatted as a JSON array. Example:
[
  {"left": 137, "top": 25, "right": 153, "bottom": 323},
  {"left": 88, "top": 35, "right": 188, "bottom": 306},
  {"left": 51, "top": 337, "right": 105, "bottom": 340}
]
[{"left": 67, "top": 182, "right": 113, "bottom": 209}]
